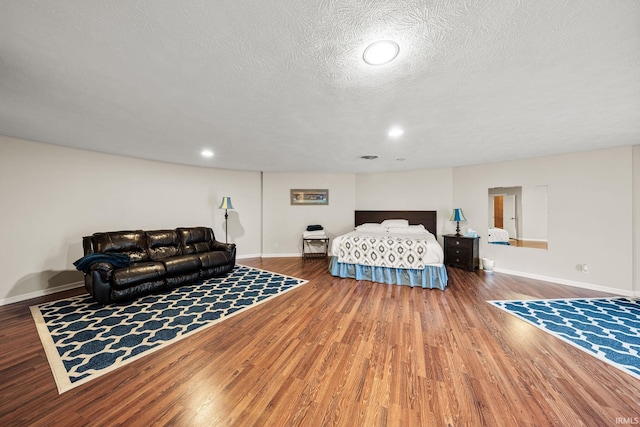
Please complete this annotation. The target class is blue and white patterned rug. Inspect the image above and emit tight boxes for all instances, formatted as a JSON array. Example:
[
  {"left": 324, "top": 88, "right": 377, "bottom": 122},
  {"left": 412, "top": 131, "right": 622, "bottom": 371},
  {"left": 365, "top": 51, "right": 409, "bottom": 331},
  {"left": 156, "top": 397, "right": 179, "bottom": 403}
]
[
  {"left": 488, "top": 297, "right": 640, "bottom": 380},
  {"left": 30, "top": 265, "right": 307, "bottom": 393}
]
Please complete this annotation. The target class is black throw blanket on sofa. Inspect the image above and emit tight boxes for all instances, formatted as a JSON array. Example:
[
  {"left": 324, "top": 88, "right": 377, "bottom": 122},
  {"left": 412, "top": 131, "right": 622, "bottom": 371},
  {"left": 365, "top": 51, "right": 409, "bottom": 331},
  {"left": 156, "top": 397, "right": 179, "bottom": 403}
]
[{"left": 73, "top": 253, "right": 131, "bottom": 273}]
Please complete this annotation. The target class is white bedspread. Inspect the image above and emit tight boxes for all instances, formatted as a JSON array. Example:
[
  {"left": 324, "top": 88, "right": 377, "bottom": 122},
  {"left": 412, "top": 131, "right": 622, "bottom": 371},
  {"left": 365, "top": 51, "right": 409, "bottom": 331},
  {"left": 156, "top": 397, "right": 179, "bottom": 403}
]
[
  {"left": 488, "top": 227, "right": 510, "bottom": 242},
  {"left": 331, "top": 230, "right": 443, "bottom": 268}
]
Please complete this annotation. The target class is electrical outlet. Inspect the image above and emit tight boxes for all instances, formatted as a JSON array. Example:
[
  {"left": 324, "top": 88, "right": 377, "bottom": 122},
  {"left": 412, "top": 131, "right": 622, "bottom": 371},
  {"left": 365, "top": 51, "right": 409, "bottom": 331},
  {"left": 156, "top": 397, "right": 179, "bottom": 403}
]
[
  {"left": 575, "top": 264, "right": 589, "bottom": 273},
  {"left": 274, "top": 242, "right": 279, "bottom": 248}
]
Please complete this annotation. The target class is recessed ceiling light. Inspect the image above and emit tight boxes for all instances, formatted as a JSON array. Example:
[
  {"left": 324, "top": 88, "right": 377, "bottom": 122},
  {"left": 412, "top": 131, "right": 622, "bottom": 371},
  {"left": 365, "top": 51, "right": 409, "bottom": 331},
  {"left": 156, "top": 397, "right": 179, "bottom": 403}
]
[
  {"left": 201, "top": 149, "right": 214, "bottom": 158},
  {"left": 360, "top": 155, "right": 379, "bottom": 160},
  {"left": 363, "top": 40, "right": 399, "bottom": 65},
  {"left": 388, "top": 127, "right": 404, "bottom": 138}
]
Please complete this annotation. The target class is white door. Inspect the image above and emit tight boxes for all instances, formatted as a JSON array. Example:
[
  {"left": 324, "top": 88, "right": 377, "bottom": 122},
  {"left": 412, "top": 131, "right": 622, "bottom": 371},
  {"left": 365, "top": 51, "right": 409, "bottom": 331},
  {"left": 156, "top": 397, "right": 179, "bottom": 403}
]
[{"left": 504, "top": 194, "right": 517, "bottom": 239}]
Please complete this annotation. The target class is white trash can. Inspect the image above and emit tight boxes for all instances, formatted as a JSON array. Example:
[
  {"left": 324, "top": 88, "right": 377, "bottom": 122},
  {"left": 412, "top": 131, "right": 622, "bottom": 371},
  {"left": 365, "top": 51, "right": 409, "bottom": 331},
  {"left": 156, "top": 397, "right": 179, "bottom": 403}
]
[{"left": 482, "top": 258, "right": 495, "bottom": 272}]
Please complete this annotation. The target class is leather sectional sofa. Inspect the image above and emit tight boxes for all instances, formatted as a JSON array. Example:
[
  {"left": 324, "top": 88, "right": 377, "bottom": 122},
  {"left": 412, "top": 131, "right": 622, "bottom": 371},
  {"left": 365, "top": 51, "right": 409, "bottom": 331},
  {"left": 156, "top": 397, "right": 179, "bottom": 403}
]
[{"left": 80, "top": 227, "right": 236, "bottom": 304}]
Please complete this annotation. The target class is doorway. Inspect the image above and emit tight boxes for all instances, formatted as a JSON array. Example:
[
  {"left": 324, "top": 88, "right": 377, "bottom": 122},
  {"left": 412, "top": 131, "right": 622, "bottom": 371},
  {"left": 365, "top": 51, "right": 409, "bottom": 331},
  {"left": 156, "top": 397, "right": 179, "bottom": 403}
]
[{"left": 491, "top": 194, "right": 517, "bottom": 239}]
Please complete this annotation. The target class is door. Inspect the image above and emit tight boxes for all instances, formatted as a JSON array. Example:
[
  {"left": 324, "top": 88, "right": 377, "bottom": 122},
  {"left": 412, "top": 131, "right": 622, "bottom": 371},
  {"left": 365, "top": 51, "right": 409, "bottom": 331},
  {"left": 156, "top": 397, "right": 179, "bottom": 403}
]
[
  {"left": 503, "top": 194, "right": 517, "bottom": 239},
  {"left": 493, "top": 196, "right": 504, "bottom": 228}
]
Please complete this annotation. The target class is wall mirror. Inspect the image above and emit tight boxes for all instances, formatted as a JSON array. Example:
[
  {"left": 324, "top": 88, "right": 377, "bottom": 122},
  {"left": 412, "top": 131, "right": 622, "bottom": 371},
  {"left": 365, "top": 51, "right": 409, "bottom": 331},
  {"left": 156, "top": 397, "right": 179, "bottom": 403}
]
[{"left": 488, "top": 185, "right": 548, "bottom": 249}]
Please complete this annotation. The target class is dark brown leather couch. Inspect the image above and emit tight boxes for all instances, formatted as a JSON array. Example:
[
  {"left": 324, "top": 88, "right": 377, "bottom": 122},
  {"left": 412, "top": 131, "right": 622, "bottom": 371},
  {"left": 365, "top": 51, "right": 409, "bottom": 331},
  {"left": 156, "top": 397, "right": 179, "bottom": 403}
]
[{"left": 81, "top": 227, "right": 236, "bottom": 304}]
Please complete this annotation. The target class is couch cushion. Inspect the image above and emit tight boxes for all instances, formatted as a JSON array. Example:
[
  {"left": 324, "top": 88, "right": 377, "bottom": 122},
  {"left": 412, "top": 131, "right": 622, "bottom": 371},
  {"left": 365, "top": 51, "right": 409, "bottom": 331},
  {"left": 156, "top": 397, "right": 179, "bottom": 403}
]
[
  {"left": 166, "top": 272, "right": 200, "bottom": 288},
  {"left": 161, "top": 254, "right": 202, "bottom": 276},
  {"left": 111, "top": 261, "right": 166, "bottom": 288},
  {"left": 92, "top": 230, "right": 149, "bottom": 262},
  {"left": 198, "top": 251, "right": 232, "bottom": 269},
  {"left": 146, "top": 230, "right": 182, "bottom": 260},
  {"left": 177, "top": 227, "right": 215, "bottom": 254}
]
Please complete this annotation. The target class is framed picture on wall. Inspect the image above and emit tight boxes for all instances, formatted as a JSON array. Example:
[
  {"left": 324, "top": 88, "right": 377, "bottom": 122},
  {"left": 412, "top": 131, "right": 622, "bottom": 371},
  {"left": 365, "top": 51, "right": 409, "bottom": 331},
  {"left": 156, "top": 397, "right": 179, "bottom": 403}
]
[{"left": 290, "top": 189, "right": 329, "bottom": 205}]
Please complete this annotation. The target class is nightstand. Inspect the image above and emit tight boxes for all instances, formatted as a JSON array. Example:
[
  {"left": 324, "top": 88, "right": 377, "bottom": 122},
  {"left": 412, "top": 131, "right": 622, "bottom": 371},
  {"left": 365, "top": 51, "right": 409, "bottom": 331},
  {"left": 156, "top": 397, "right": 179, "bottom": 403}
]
[{"left": 443, "top": 234, "right": 480, "bottom": 271}]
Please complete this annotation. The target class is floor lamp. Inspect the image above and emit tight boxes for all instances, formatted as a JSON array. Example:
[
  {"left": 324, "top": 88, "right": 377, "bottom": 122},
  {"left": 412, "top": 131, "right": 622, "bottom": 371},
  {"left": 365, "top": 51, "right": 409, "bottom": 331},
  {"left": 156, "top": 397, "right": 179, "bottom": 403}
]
[{"left": 218, "top": 197, "right": 234, "bottom": 243}]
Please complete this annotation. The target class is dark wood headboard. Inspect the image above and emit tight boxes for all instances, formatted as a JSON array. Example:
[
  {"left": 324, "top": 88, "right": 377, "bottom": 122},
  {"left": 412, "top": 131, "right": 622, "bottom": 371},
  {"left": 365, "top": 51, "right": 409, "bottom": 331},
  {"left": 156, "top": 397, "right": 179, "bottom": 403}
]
[{"left": 354, "top": 210, "right": 438, "bottom": 238}]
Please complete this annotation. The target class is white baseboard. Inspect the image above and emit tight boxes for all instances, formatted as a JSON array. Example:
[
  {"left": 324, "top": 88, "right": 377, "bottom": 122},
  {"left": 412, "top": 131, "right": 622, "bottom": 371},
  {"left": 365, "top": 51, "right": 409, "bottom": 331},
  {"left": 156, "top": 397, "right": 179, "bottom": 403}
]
[
  {"left": 261, "top": 253, "right": 301, "bottom": 258},
  {"left": 492, "top": 267, "right": 637, "bottom": 297},
  {"left": 236, "top": 253, "right": 263, "bottom": 260},
  {"left": 0, "top": 281, "right": 84, "bottom": 306}
]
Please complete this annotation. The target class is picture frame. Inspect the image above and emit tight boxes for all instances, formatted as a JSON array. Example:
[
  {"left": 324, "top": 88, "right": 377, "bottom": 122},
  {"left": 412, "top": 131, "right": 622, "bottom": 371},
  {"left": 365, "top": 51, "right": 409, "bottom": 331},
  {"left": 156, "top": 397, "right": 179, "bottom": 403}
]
[{"left": 290, "top": 189, "right": 329, "bottom": 206}]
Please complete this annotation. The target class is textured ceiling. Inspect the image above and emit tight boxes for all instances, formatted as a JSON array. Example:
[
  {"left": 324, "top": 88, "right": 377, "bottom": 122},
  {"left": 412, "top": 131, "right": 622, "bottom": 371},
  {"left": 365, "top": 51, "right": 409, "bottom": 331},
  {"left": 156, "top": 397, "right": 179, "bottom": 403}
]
[{"left": 1, "top": 0, "right": 639, "bottom": 173}]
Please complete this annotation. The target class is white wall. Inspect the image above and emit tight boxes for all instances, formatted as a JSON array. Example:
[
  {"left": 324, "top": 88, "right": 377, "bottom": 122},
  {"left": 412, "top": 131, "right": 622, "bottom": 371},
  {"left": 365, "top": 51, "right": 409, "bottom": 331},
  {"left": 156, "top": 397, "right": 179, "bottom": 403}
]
[
  {"left": 355, "top": 168, "right": 454, "bottom": 241},
  {"left": 0, "top": 136, "right": 262, "bottom": 304},
  {"left": 521, "top": 185, "right": 548, "bottom": 241},
  {"left": 453, "top": 146, "right": 634, "bottom": 294},
  {"left": 2, "top": 136, "right": 637, "bottom": 304},
  {"left": 634, "top": 145, "right": 640, "bottom": 294},
  {"left": 262, "top": 172, "right": 356, "bottom": 256}
]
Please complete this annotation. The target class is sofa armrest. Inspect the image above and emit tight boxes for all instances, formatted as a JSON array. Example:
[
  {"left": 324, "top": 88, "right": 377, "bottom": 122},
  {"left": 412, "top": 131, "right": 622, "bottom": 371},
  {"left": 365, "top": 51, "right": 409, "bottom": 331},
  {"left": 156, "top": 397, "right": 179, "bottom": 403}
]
[
  {"left": 210, "top": 241, "right": 236, "bottom": 253},
  {"left": 89, "top": 262, "right": 116, "bottom": 282}
]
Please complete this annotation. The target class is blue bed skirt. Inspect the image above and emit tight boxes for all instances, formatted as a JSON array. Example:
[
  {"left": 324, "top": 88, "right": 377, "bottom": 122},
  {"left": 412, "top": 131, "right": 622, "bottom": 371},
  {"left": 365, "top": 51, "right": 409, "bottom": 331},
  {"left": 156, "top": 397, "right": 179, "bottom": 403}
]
[{"left": 329, "top": 256, "right": 448, "bottom": 290}]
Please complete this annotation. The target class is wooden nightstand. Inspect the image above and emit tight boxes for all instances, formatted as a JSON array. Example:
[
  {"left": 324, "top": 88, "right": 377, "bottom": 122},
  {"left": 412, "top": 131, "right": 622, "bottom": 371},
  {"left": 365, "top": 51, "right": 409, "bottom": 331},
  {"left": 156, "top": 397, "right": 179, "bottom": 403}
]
[{"left": 443, "top": 234, "right": 480, "bottom": 271}]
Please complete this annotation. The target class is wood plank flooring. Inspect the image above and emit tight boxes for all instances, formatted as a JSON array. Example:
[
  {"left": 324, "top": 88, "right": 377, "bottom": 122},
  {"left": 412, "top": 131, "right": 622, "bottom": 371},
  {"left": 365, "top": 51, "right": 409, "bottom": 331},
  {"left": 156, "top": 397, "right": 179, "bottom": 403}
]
[
  {"left": 509, "top": 239, "right": 549, "bottom": 249},
  {"left": 0, "top": 258, "right": 638, "bottom": 426}
]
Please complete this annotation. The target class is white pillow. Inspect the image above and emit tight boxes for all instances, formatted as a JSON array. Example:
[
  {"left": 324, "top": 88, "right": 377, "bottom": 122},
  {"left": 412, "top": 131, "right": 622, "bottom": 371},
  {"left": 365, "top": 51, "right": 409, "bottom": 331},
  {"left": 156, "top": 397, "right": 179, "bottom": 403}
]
[
  {"left": 355, "top": 223, "right": 387, "bottom": 232},
  {"left": 381, "top": 219, "right": 409, "bottom": 228}
]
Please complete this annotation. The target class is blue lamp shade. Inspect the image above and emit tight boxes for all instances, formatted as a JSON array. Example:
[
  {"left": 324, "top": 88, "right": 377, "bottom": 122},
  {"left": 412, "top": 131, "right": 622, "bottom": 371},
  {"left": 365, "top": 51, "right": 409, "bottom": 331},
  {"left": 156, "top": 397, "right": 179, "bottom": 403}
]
[
  {"left": 450, "top": 208, "right": 467, "bottom": 222},
  {"left": 218, "top": 197, "right": 234, "bottom": 210}
]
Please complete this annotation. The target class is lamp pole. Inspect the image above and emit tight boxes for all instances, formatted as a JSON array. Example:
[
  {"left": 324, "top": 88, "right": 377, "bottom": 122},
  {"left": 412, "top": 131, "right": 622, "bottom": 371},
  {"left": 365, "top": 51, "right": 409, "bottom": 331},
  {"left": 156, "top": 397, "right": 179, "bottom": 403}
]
[
  {"left": 218, "top": 197, "right": 234, "bottom": 243},
  {"left": 224, "top": 208, "right": 229, "bottom": 243}
]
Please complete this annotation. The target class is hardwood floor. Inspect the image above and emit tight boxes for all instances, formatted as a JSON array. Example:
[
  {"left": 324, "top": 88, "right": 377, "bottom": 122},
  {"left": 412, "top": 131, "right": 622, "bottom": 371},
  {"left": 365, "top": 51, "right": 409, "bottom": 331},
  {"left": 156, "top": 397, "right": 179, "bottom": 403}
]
[
  {"left": 1, "top": 258, "right": 638, "bottom": 426},
  {"left": 510, "top": 239, "right": 549, "bottom": 249}
]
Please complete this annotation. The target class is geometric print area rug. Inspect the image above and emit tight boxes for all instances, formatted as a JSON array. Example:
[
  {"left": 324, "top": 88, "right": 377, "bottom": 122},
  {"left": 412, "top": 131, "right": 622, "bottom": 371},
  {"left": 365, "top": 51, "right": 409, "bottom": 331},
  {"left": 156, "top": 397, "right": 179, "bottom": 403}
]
[
  {"left": 488, "top": 297, "right": 640, "bottom": 381},
  {"left": 30, "top": 265, "right": 308, "bottom": 393}
]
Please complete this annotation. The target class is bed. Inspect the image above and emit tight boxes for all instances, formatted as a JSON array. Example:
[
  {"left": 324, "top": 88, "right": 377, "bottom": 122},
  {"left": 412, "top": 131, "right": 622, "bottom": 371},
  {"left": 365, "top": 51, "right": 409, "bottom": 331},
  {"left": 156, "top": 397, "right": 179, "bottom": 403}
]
[
  {"left": 329, "top": 210, "right": 448, "bottom": 289},
  {"left": 488, "top": 227, "right": 511, "bottom": 245}
]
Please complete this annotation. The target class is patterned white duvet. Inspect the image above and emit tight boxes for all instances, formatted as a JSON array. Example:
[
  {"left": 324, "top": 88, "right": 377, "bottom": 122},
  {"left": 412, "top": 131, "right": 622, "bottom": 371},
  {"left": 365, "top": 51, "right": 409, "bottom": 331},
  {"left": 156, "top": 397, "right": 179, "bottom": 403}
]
[
  {"left": 488, "top": 227, "right": 510, "bottom": 242},
  {"left": 331, "top": 230, "right": 444, "bottom": 269}
]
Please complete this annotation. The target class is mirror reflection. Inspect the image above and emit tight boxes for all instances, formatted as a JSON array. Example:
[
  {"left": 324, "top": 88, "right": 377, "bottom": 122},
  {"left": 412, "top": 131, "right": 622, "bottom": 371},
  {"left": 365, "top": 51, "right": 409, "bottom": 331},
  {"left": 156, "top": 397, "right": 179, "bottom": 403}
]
[{"left": 488, "top": 185, "right": 548, "bottom": 250}]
